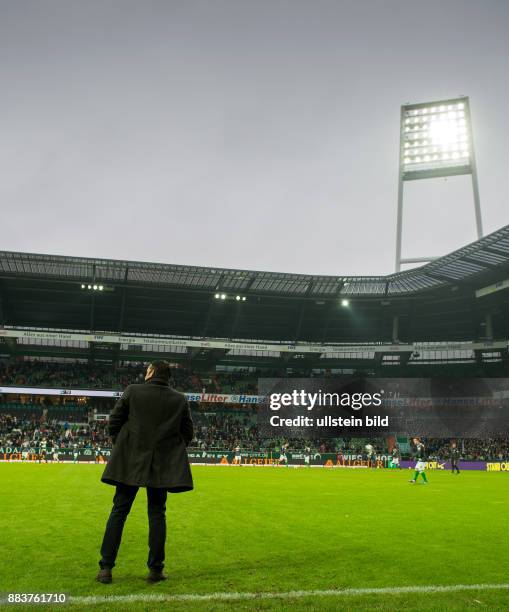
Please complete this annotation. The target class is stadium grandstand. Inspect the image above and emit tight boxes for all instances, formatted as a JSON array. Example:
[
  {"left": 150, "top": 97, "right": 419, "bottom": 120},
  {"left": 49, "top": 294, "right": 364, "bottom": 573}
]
[
  {"left": 1, "top": 227, "right": 509, "bottom": 465},
  {"left": 0, "top": 224, "right": 509, "bottom": 372}
]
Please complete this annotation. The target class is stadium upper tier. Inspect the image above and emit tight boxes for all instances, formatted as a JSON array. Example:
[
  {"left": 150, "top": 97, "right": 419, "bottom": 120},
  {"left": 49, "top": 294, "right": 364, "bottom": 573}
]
[{"left": 0, "top": 225, "right": 508, "bottom": 344}]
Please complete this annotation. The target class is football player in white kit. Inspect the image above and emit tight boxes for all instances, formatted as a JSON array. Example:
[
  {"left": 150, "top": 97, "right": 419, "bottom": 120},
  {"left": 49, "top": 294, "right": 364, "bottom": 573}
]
[
  {"left": 38, "top": 438, "right": 47, "bottom": 463},
  {"left": 278, "top": 443, "right": 289, "bottom": 466},
  {"left": 365, "top": 443, "right": 376, "bottom": 467},
  {"left": 303, "top": 446, "right": 311, "bottom": 467},
  {"left": 21, "top": 440, "right": 30, "bottom": 462},
  {"left": 391, "top": 444, "right": 401, "bottom": 469},
  {"left": 233, "top": 445, "right": 242, "bottom": 465}
]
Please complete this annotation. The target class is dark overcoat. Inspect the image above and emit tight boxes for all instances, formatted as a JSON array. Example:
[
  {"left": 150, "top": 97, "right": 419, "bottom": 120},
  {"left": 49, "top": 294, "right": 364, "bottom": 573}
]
[{"left": 101, "top": 377, "right": 194, "bottom": 492}]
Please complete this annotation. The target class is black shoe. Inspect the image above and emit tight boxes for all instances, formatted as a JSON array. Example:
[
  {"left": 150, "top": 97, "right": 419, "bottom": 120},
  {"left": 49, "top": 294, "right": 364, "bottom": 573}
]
[
  {"left": 96, "top": 568, "right": 112, "bottom": 584},
  {"left": 147, "top": 569, "right": 168, "bottom": 583}
]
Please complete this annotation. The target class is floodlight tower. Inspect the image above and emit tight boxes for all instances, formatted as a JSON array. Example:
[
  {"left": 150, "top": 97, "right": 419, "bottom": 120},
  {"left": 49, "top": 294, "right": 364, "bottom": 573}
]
[{"left": 395, "top": 96, "right": 483, "bottom": 271}]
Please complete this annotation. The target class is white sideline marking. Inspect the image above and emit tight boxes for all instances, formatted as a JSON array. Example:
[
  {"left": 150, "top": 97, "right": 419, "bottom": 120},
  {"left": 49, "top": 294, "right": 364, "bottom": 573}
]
[{"left": 69, "top": 583, "right": 509, "bottom": 605}]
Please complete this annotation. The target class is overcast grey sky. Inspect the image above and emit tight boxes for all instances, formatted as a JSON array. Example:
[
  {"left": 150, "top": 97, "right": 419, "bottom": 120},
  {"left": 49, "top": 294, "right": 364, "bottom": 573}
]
[{"left": 1, "top": 0, "right": 508, "bottom": 276}]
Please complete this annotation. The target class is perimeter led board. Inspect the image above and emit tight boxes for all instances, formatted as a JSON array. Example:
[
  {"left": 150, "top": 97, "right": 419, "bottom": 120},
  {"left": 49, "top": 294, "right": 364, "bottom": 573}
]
[{"left": 401, "top": 97, "right": 473, "bottom": 180}]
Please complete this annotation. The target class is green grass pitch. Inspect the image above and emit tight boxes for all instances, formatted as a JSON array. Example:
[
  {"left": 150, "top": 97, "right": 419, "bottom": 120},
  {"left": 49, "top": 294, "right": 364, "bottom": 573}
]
[{"left": 1, "top": 464, "right": 508, "bottom": 611}]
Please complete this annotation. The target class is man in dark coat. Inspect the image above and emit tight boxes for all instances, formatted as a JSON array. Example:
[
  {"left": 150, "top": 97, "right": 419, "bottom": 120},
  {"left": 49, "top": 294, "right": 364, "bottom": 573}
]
[{"left": 96, "top": 360, "right": 194, "bottom": 584}]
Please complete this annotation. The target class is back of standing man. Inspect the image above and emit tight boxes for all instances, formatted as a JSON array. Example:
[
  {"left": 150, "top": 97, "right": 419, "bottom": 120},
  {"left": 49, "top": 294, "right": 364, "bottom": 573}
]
[{"left": 96, "top": 360, "right": 194, "bottom": 584}]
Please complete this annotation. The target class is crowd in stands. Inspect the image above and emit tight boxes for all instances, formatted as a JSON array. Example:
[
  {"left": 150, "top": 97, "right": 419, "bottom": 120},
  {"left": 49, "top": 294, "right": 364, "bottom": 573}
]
[
  {"left": 193, "top": 412, "right": 262, "bottom": 450},
  {"left": 1, "top": 358, "right": 509, "bottom": 460},
  {"left": 1, "top": 407, "right": 508, "bottom": 460},
  {"left": 0, "top": 412, "right": 110, "bottom": 451},
  {"left": 191, "top": 414, "right": 376, "bottom": 453},
  {"left": 0, "top": 359, "right": 258, "bottom": 394},
  {"left": 425, "top": 438, "right": 509, "bottom": 461}
]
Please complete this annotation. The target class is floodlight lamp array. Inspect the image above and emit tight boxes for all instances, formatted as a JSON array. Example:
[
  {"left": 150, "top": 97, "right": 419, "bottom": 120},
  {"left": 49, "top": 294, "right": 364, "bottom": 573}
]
[{"left": 402, "top": 101, "right": 471, "bottom": 175}]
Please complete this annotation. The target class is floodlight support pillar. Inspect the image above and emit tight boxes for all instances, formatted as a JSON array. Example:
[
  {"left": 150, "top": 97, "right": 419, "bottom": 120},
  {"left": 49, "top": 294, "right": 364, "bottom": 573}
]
[
  {"left": 395, "top": 176, "right": 404, "bottom": 272},
  {"left": 472, "top": 173, "right": 483, "bottom": 239},
  {"left": 400, "top": 257, "right": 438, "bottom": 264},
  {"left": 470, "top": 146, "right": 483, "bottom": 239},
  {"left": 395, "top": 104, "right": 405, "bottom": 273}
]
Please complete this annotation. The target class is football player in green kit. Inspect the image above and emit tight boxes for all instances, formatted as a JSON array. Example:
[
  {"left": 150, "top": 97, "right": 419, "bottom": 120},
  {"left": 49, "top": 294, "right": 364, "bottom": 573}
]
[{"left": 409, "top": 437, "right": 428, "bottom": 484}]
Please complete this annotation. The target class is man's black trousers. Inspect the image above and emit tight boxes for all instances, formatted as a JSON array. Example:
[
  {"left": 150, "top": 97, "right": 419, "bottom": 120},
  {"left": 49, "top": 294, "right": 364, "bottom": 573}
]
[{"left": 99, "top": 484, "right": 167, "bottom": 571}]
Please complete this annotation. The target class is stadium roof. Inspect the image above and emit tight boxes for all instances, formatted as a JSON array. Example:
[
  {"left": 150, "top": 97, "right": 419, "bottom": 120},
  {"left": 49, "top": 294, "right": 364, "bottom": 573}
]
[
  {"left": 0, "top": 225, "right": 508, "bottom": 345},
  {"left": 1, "top": 225, "right": 509, "bottom": 296}
]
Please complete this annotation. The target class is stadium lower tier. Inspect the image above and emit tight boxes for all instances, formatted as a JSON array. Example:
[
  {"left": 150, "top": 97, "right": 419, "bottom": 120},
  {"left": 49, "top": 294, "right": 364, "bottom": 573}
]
[
  {"left": 1, "top": 448, "right": 509, "bottom": 472},
  {"left": 1, "top": 408, "right": 508, "bottom": 463}
]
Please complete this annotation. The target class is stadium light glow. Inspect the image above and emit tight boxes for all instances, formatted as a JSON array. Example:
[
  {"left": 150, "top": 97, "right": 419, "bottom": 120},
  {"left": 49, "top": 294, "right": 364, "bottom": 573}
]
[
  {"left": 395, "top": 96, "right": 483, "bottom": 272},
  {"left": 341, "top": 299, "right": 349, "bottom": 307},
  {"left": 401, "top": 99, "right": 472, "bottom": 179},
  {"left": 215, "top": 293, "right": 246, "bottom": 301}
]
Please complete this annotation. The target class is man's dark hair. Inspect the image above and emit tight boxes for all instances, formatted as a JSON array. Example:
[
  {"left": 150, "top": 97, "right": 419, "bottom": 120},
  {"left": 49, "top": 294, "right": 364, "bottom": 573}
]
[{"left": 148, "top": 360, "right": 172, "bottom": 381}]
